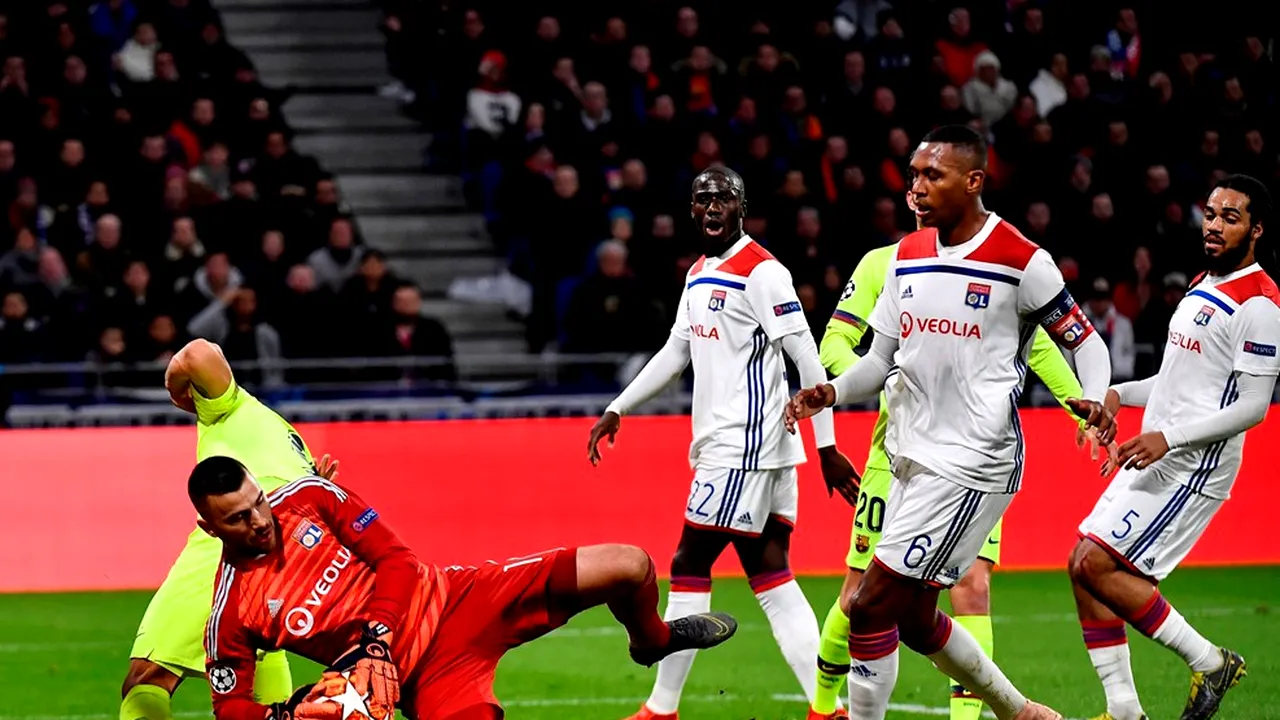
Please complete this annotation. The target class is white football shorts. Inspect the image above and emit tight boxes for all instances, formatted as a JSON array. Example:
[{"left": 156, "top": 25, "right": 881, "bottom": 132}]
[
  {"left": 1078, "top": 465, "right": 1222, "bottom": 582},
  {"left": 875, "top": 459, "right": 1012, "bottom": 587},
  {"left": 684, "top": 466, "right": 798, "bottom": 536}
]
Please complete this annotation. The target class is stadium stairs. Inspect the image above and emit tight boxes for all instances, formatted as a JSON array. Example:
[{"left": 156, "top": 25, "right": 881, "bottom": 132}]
[{"left": 220, "top": 0, "right": 529, "bottom": 378}]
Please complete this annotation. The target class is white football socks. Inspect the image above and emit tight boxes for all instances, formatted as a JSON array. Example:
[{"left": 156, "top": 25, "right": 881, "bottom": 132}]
[
  {"left": 1088, "top": 644, "right": 1145, "bottom": 720},
  {"left": 644, "top": 590, "right": 711, "bottom": 714},
  {"left": 755, "top": 579, "right": 825, "bottom": 704},
  {"left": 1152, "top": 605, "right": 1221, "bottom": 673},
  {"left": 847, "top": 627, "right": 901, "bottom": 720},
  {"left": 927, "top": 618, "right": 1028, "bottom": 720}
]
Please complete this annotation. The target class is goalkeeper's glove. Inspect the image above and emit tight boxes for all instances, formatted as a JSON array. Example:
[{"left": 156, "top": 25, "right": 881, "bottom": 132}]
[
  {"left": 330, "top": 621, "right": 400, "bottom": 720},
  {"left": 265, "top": 673, "right": 349, "bottom": 720}
]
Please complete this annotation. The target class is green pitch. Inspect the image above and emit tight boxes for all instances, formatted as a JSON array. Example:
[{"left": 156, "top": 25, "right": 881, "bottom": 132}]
[{"left": 4, "top": 568, "right": 1277, "bottom": 719}]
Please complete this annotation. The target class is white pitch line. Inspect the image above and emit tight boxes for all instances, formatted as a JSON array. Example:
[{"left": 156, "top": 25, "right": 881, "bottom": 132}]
[
  {"left": 3, "top": 604, "right": 1257, "bottom": 652},
  {"left": 0, "top": 696, "right": 1090, "bottom": 720},
  {"left": 772, "top": 694, "right": 1087, "bottom": 720}
]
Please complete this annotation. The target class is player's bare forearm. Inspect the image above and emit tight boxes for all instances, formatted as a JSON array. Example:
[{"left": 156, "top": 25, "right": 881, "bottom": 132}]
[{"left": 171, "top": 338, "right": 233, "bottom": 399}]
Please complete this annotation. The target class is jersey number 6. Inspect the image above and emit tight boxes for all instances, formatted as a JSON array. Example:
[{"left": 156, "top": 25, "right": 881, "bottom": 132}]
[{"left": 903, "top": 534, "right": 933, "bottom": 569}]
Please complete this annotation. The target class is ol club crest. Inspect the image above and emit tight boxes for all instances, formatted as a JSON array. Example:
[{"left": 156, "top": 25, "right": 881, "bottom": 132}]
[
  {"left": 1194, "top": 305, "right": 1215, "bottom": 326},
  {"left": 708, "top": 289, "right": 727, "bottom": 312},
  {"left": 965, "top": 282, "right": 991, "bottom": 310}
]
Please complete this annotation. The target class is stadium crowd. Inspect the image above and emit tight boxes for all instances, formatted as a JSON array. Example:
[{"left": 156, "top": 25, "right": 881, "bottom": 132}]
[
  {"left": 384, "top": 0, "right": 1277, "bottom": 381},
  {"left": 0, "top": 0, "right": 454, "bottom": 393}
]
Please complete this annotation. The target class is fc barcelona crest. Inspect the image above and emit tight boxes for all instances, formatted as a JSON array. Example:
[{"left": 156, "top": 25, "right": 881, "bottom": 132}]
[
  {"left": 965, "top": 282, "right": 991, "bottom": 310},
  {"left": 1194, "top": 305, "right": 1215, "bottom": 326},
  {"left": 855, "top": 534, "right": 870, "bottom": 553},
  {"left": 708, "top": 289, "right": 727, "bottom": 312}
]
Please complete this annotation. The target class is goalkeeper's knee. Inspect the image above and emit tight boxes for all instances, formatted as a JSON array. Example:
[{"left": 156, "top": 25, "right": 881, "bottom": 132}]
[{"left": 121, "top": 684, "right": 172, "bottom": 720}]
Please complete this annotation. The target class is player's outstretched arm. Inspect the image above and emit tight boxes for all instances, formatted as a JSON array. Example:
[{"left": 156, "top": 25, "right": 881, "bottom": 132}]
[
  {"left": 1108, "top": 376, "right": 1157, "bottom": 408},
  {"left": 165, "top": 339, "right": 233, "bottom": 414},
  {"left": 787, "top": 332, "right": 897, "bottom": 429},
  {"left": 1113, "top": 372, "right": 1275, "bottom": 474},
  {"left": 589, "top": 334, "right": 692, "bottom": 465},
  {"left": 309, "top": 481, "right": 414, "bottom": 717},
  {"left": 781, "top": 329, "right": 860, "bottom": 505}
]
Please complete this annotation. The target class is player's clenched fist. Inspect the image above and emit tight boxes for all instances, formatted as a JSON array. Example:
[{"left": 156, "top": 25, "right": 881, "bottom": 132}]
[
  {"left": 1065, "top": 397, "right": 1117, "bottom": 447},
  {"left": 784, "top": 384, "right": 836, "bottom": 433},
  {"left": 331, "top": 623, "right": 400, "bottom": 720}
]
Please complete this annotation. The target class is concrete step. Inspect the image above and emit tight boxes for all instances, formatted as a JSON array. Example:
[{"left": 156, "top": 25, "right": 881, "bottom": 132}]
[
  {"left": 235, "top": 29, "right": 382, "bottom": 51},
  {"left": 284, "top": 94, "right": 415, "bottom": 132},
  {"left": 223, "top": 8, "right": 376, "bottom": 37},
  {"left": 388, "top": 255, "right": 504, "bottom": 293},
  {"left": 257, "top": 65, "right": 386, "bottom": 90},
  {"left": 455, "top": 337, "right": 530, "bottom": 357},
  {"left": 440, "top": 315, "right": 525, "bottom": 340},
  {"left": 339, "top": 173, "right": 463, "bottom": 213},
  {"left": 383, "top": 231, "right": 493, "bottom": 255},
  {"left": 294, "top": 132, "right": 427, "bottom": 172},
  {"left": 219, "top": 0, "right": 369, "bottom": 8},
  {"left": 420, "top": 298, "right": 513, "bottom": 326},
  {"left": 357, "top": 214, "right": 487, "bottom": 248},
  {"left": 251, "top": 48, "right": 385, "bottom": 77}
]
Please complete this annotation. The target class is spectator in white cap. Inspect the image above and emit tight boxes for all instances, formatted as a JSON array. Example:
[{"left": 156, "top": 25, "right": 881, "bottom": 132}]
[{"left": 962, "top": 50, "right": 1017, "bottom": 128}]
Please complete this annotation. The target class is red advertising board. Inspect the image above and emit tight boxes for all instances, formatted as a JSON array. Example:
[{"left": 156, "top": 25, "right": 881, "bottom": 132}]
[{"left": 0, "top": 409, "right": 1274, "bottom": 593}]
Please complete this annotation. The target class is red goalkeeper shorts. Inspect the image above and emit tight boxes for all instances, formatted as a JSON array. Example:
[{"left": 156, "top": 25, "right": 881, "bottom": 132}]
[{"left": 404, "top": 546, "right": 578, "bottom": 719}]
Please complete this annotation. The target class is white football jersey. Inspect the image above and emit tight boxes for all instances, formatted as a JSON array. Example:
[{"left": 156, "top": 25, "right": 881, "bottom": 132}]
[
  {"left": 1141, "top": 264, "right": 1280, "bottom": 499},
  {"left": 672, "top": 235, "right": 809, "bottom": 471},
  {"left": 868, "top": 213, "right": 1089, "bottom": 494}
]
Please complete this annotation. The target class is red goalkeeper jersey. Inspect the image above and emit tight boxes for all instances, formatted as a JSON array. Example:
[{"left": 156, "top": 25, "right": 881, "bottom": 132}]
[{"left": 204, "top": 476, "right": 447, "bottom": 720}]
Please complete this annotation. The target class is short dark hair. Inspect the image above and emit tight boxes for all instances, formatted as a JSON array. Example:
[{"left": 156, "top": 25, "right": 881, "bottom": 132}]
[
  {"left": 1214, "top": 173, "right": 1272, "bottom": 230},
  {"left": 188, "top": 456, "right": 250, "bottom": 508},
  {"left": 920, "top": 125, "right": 988, "bottom": 171}
]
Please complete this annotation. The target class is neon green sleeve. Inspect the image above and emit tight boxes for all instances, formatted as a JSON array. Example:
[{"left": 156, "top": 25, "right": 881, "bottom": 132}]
[
  {"left": 1027, "top": 326, "right": 1086, "bottom": 428},
  {"left": 194, "top": 374, "right": 246, "bottom": 426},
  {"left": 821, "top": 245, "right": 894, "bottom": 375}
]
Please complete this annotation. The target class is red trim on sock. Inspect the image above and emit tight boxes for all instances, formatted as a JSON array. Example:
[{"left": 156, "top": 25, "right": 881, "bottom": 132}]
[
  {"left": 849, "top": 627, "right": 900, "bottom": 660},
  {"left": 748, "top": 569, "right": 794, "bottom": 593},
  {"left": 669, "top": 575, "right": 712, "bottom": 593}
]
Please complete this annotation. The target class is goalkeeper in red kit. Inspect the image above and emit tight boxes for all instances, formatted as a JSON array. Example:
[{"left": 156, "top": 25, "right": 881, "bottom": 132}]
[{"left": 194, "top": 456, "right": 738, "bottom": 720}]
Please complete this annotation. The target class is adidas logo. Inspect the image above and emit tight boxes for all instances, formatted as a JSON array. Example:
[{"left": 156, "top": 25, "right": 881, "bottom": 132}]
[
  {"left": 941, "top": 566, "right": 960, "bottom": 581},
  {"left": 735, "top": 511, "right": 754, "bottom": 526},
  {"left": 1143, "top": 557, "right": 1156, "bottom": 571},
  {"left": 267, "top": 599, "right": 282, "bottom": 619},
  {"left": 850, "top": 664, "right": 877, "bottom": 678},
  {"left": 901, "top": 285, "right": 913, "bottom": 299}
]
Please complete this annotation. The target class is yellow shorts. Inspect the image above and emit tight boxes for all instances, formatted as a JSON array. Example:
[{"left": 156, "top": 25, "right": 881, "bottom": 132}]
[
  {"left": 131, "top": 528, "right": 285, "bottom": 676},
  {"left": 846, "top": 467, "right": 1002, "bottom": 570}
]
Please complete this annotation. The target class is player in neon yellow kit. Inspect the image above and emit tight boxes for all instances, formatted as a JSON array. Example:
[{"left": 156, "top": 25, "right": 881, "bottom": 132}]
[
  {"left": 121, "top": 339, "right": 336, "bottom": 720},
  {"left": 808, "top": 201, "right": 1098, "bottom": 720}
]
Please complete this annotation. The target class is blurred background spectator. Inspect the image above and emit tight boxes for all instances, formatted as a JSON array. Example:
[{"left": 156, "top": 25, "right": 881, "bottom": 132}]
[
  {"left": 388, "top": 0, "right": 1274, "bottom": 391},
  {"left": 1, "top": 0, "right": 1276, "bottom": 418}
]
